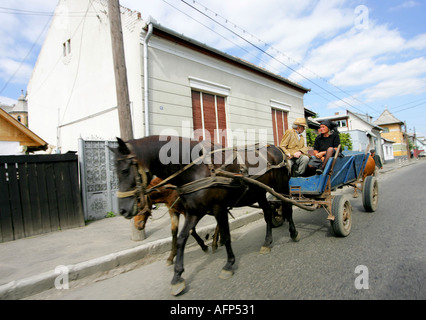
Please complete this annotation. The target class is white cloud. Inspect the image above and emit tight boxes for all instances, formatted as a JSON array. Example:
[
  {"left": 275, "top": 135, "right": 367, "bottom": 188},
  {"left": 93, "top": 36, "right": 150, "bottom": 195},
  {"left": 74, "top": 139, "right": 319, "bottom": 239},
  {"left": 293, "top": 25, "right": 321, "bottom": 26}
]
[
  {"left": 331, "top": 57, "right": 426, "bottom": 87},
  {"left": 0, "top": 58, "right": 34, "bottom": 85},
  {"left": 290, "top": 23, "right": 408, "bottom": 82},
  {"left": 389, "top": 1, "right": 420, "bottom": 11},
  {"left": 361, "top": 77, "right": 426, "bottom": 101},
  {"left": 0, "top": 0, "right": 55, "bottom": 87}
]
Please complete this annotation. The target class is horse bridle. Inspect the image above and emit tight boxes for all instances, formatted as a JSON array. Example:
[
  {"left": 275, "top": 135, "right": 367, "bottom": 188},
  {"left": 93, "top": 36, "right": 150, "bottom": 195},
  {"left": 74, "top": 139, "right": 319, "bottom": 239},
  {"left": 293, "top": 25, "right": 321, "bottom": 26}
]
[{"left": 116, "top": 155, "right": 151, "bottom": 216}]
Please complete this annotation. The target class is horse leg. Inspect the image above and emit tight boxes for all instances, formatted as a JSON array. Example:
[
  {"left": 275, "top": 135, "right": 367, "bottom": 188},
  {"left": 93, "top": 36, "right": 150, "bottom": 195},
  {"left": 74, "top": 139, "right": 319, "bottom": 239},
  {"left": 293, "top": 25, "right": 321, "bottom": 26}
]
[
  {"left": 190, "top": 227, "right": 208, "bottom": 252},
  {"left": 214, "top": 208, "right": 235, "bottom": 280},
  {"left": 258, "top": 196, "right": 273, "bottom": 254},
  {"left": 282, "top": 202, "right": 299, "bottom": 242},
  {"left": 212, "top": 224, "right": 220, "bottom": 252},
  {"left": 352, "top": 182, "right": 359, "bottom": 198},
  {"left": 171, "top": 213, "right": 201, "bottom": 296},
  {"left": 167, "top": 211, "right": 179, "bottom": 265}
]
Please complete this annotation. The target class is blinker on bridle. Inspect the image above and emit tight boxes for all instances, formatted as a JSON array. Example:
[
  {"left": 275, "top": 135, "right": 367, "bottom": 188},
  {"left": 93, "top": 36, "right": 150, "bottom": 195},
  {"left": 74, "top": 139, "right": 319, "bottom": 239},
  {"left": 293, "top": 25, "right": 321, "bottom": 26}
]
[{"left": 116, "top": 154, "right": 150, "bottom": 216}]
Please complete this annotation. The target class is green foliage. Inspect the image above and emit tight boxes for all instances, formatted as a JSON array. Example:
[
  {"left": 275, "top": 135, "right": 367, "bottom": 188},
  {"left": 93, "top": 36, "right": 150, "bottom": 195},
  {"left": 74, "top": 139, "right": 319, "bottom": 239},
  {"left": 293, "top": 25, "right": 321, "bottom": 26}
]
[
  {"left": 305, "top": 124, "right": 353, "bottom": 151},
  {"left": 339, "top": 133, "right": 352, "bottom": 151},
  {"left": 105, "top": 211, "right": 116, "bottom": 218},
  {"left": 408, "top": 139, "right": 415, "bottom": 151},
  {"left": 306, "top": 128, "right": 316, "bottom": 147}
]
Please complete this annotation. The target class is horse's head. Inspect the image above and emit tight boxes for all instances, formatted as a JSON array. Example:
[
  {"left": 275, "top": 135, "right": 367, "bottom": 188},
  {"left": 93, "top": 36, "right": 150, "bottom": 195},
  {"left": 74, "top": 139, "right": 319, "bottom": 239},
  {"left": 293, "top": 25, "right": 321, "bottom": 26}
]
[{"left": 109, "top": 137, "right": 151, "bottom": 221}]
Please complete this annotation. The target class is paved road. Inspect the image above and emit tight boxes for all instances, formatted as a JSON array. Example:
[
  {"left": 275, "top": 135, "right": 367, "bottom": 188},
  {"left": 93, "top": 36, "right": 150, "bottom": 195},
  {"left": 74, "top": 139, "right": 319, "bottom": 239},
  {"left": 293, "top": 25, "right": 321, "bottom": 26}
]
[{"left": 30, "top": 161, "right": 426, "bottom": 300}]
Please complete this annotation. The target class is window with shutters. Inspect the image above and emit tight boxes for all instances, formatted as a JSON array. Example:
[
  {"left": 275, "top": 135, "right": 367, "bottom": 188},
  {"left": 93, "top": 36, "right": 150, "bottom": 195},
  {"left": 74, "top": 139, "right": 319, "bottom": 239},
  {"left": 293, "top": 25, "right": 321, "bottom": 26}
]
[
  {"left": 191, "top": 90, "right": 228, "bottom": 147},
  {"left": 271, "top": 108, "right": 288, "bottom": 145},
  {"left": 270, "top": 100, "right": 291, "bottom": 145}
]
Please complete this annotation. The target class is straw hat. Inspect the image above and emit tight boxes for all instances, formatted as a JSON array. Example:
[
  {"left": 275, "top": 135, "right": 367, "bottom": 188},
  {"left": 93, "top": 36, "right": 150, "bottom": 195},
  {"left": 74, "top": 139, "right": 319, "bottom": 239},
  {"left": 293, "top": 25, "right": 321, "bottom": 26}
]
[{"left": 293, "top": 118, "right": 307, "bottom": 127}]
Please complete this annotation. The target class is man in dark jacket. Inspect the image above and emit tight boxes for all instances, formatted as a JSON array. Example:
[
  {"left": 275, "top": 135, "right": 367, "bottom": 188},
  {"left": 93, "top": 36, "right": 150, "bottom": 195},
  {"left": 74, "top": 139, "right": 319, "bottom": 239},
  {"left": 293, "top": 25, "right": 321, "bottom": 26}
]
[
  {"left": 308, "top": 120, "right": 340, "bottom": 175},
  {"left": 370, "top": 149, "right": 383, "bottom": 169}
]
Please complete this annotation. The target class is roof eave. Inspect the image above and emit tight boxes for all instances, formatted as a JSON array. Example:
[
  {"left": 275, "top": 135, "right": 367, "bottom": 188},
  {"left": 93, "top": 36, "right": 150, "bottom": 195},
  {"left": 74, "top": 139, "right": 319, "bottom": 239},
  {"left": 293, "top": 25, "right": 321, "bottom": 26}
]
[{"left": 144, "top": 22, "right": 310, "bottom": 94}]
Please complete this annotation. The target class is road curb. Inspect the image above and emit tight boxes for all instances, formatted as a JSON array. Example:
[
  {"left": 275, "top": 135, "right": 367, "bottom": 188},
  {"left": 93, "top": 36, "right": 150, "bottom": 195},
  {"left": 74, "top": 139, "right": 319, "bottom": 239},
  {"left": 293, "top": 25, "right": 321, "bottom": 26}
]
[{"left": 0, "top": 210, "right": 262, "bottom": 300}]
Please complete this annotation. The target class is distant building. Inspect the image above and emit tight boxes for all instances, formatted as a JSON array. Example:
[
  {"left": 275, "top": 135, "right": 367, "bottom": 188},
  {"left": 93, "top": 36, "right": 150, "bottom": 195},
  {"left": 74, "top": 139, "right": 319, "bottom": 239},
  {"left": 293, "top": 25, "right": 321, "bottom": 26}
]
[
  {"left": 374, "top": 108, "right": 408, "bottom": 158},
  {"left": 381, "top": 137, "right": 395, "bottom": 163},
  {"left": 315, "top": 110, "right": 384, "bottom": 158},
  {"left": 0, "top": 108, "right": 47, "bottom": 154},
  {"left": 0, "top": 92, "right": 28, "bottom": 126}
]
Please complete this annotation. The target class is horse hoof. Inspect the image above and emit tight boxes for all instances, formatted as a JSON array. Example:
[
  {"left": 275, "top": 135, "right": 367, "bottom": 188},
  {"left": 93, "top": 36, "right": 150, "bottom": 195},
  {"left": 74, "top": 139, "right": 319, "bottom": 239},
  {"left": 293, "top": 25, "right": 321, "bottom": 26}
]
[
  {"left": 291, "top": 232, "right": 300, "bottom": 242},
  {"left": 260, "top": 246, "right": 271, "bottom": 254},
  {"left": 166, "top": 259, "right": 173, "bottom": 266},
  {"left": 171, "top": 280, "right": 186, "bottom": 296},
  {"left": 219, "top": 269, "right": 234, "bottom": 280}
]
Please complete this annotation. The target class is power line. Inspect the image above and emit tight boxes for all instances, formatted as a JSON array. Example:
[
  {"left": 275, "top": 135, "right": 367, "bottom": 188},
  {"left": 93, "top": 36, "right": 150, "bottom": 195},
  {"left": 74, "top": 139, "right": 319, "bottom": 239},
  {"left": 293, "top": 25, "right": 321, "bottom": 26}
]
[
  {"left": 29, "top": 3, "right": 94, "bottom": 101},
  {"left": 0, "top": 6, "right": 97, "bottom": 17},
  {"left": 178, "top": 0, "right": 376, "bottom": 116},
  {"left": 60, "top": 2, "right": 91, "bottom": 126},
  {"left": 392, "top": 101, "right": 426, "bottom": 114},
  {"left": 0, "top": 12, "right": 53, "bottom": 95}
]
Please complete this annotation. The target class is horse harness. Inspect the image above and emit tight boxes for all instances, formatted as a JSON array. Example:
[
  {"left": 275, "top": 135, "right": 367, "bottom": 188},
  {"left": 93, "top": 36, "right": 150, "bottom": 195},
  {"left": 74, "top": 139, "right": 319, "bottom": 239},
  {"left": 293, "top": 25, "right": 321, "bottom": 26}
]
[
  {"left": 115, "top": 143, "right": 294, "bottom": 216},
  {"left": 145, "top": 144, "right": 288, "bottom": 202},
  {"left": 115, "top": 154, "right": 151, "bottom": 217}
]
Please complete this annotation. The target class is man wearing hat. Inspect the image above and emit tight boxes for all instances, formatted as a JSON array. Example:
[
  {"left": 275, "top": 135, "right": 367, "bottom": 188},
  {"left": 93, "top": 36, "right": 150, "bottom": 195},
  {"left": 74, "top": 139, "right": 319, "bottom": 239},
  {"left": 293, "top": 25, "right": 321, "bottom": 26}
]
[
  {"left": 279, "top": 118, "right": 310, "bottom": 177},
  {"left": 308, "top": 120, "right": 340, "bottom": 174}
]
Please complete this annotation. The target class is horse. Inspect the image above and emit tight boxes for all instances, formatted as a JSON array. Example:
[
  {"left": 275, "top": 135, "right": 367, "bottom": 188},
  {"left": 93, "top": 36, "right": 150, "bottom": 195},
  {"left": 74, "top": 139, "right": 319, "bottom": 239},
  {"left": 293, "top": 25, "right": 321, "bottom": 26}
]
[
  {"left": 133, "top": 177, "right": 215, "bottom": 265},
  {"left": 353, "top": 155, "right": 376, "bottom": 198},
  {"left": 110, "top": 135, "right": 297, "bottom": 295}
]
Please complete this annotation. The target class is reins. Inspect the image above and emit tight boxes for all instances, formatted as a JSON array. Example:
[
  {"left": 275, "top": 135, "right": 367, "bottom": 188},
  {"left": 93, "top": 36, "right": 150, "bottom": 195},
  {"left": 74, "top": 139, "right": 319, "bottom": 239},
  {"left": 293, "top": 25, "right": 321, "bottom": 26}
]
[{"left": 116, "top": 142, "right": 299, "bottom": 213}]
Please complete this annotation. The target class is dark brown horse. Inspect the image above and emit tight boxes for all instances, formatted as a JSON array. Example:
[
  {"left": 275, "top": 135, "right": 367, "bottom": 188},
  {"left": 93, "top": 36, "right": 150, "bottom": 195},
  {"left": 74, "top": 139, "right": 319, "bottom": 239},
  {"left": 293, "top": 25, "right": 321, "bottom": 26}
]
[
  {"left": 133, "top": 177, "right": 211, "bottom": 265},
  {"left": 110, "top": 135, "right": 297, "bottom": 295}
]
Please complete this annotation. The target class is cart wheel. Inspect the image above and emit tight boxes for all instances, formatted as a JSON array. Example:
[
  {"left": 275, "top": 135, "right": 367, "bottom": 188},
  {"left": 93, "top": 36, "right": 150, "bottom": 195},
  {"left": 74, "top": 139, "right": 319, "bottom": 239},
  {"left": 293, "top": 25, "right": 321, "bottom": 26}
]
[
  {"left": 330, "top": 195, "right": 352, "bottom": 237},
  {"left": 362, "top": 176, "right": 378, "bottom": 212},
  {"left": 271, "top": 205, "right": 284, "bottom": 228}
]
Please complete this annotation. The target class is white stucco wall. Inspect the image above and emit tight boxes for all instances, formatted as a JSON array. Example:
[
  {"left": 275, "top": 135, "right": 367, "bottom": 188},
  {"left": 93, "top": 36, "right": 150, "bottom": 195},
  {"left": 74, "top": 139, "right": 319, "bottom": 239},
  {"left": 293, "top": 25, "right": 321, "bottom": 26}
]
[
  {"left": 0, "top": 141, "right": 24, "bottom": 155},
  {"left": 144, "top": 32, "right": 306, "bottom": 145},
  {"left": 27, "top": 0, "right": 144, "bottom": 153},
  {"left": 28, "top": 0, "right": 307, "bottom": 152}
]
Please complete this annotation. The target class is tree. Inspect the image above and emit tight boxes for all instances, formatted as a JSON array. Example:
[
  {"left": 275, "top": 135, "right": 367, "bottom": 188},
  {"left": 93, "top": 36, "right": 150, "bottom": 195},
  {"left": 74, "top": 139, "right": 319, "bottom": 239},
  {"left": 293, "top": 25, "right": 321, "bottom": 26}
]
[
  {"left": 306, "top": 128, "right": 316, "bottom": 147},
  {"left": 339, "top": 133, "right": 352, "bottom": 151}
]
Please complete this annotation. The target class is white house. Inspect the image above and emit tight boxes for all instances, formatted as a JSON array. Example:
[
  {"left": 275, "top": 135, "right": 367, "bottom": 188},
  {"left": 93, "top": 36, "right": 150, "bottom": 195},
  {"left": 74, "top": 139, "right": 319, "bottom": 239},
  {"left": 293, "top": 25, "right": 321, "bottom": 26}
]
[
  {"left": 315, "top": 110, "right": 384, "bottom": 159},
  {"left": 27, "top": 0, "right": 310, "bottom": 153},
  {"left": 381, "top": 137, "right": 395, "bottom": 162}
]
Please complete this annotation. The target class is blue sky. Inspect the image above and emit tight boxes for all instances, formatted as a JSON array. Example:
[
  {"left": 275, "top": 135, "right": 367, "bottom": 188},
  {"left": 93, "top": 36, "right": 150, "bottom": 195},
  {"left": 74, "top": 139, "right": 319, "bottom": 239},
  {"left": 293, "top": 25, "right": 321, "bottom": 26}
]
[{"left": 1, "top": 0, "right": 425, "bottom": 138}]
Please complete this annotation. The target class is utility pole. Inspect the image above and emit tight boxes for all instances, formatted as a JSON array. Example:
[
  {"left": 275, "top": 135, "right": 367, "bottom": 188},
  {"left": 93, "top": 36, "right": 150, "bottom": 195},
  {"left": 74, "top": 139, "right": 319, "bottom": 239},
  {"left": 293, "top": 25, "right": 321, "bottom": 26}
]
[
  {"left": 109, "top": 0, "right": 144, "bottom": 241},
  {"left": 108, "top": 0, "right": 133, "bottom": 141}
]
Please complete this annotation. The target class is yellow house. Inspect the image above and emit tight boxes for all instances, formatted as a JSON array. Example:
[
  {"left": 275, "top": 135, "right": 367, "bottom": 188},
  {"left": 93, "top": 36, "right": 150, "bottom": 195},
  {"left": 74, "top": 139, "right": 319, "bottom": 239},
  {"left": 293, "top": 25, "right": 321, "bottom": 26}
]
[
  {"left": 374, "top": 108, "right": 408, "bottom": 157},
  {"left": 1, "top": 92, "right": 29, "bottom": 126}
]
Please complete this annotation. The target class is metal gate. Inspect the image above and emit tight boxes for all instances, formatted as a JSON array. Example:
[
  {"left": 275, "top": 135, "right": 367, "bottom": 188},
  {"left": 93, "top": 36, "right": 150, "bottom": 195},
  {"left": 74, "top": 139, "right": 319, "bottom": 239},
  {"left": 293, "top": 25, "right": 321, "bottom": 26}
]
[{"left": 78, "top": 139, "right": 118, "bottom": 221}]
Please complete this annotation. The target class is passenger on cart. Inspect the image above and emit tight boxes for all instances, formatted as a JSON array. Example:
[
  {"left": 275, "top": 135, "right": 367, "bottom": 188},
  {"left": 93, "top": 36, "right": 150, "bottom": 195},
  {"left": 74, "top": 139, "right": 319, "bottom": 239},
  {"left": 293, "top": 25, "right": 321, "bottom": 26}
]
[
  {"left": 279, "top": 118, "right": 310, "bottom": 177},
  {"left": 308, "top": 120, "right": 341, "bottom": 175}
]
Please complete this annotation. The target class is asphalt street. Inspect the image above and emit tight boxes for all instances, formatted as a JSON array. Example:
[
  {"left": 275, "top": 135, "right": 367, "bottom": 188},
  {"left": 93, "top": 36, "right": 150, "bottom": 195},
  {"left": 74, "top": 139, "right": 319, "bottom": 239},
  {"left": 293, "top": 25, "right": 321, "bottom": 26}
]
[{"left": 28, "top": 160, "right": 426, "bottom": 300}]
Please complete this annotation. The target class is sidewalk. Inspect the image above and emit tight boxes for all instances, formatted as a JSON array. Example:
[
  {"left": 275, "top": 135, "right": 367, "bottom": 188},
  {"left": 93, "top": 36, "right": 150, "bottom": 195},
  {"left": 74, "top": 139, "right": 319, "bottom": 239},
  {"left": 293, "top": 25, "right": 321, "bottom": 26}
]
[
  {"left": 0, "top": 157, "right": 421, "bottom": 299},
  {"left": 0, "top": 203, "right": 262, "bottom": 299}
]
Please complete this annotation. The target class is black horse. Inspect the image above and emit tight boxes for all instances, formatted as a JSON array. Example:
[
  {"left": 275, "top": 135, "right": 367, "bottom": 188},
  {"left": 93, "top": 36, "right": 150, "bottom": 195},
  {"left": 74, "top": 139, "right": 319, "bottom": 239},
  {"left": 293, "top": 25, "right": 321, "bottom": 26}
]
[{"left": 110, "top": 135, "right": 298, "bottom": 295}]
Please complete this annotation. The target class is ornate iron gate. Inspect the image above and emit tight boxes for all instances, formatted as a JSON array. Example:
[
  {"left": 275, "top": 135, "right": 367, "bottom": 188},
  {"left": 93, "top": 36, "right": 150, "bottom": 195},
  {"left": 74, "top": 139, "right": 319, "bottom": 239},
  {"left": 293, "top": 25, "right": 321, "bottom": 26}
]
[{"left": 78, "top": 139, "right": 118, "bottom": 221}]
